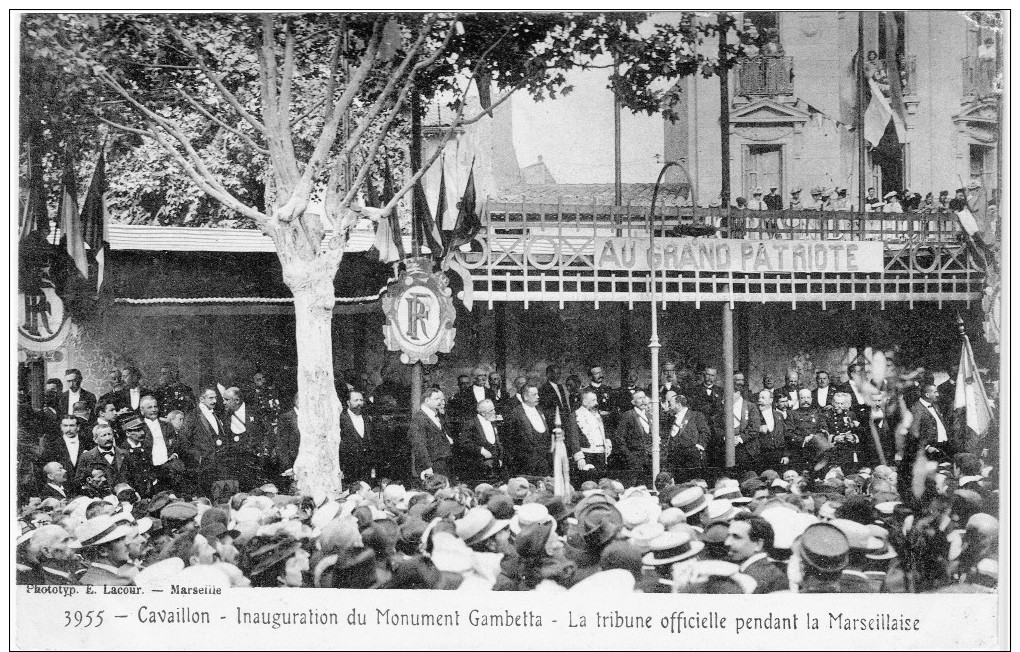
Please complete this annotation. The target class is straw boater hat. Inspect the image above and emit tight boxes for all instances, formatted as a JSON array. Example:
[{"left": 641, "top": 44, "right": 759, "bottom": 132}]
[
  {"left": 508, "top": 503, "right": 553, "bottom": 535},
  {"left": 753, "top": 187, "right": 764, "bottom": 196},
  {"left": 76, "top": 514, "right": 133, "bottom": 548},
  {"left": 642, "top": 531, "right": 704, "bottom": 566},
  {"left": 455, "top": 507, "right": 510, "bottom": 548},
  {"left": 704, "top": 499, "right": 740, "bottom": 523},
  {"left": 830, "top": 519, "right": 884, "bottom": 552},
  {"left": 884, "top": 191, "right": 898, "bottom": 200},
  {"left": 864, "top": 525, "right": 898, "bottom": 560},
  {"left": 670, "top": 487, "right": 709, "bottom": 519}
]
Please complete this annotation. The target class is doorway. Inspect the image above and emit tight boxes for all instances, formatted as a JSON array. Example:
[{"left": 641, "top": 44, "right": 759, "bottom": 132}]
[{"left": 743, "top": 144, "right": 783, "bottom": 199}]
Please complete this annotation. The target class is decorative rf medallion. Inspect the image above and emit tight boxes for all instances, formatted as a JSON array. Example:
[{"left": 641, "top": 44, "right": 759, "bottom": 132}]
[{"left": 382, "top": 257, "right": 457, "bottom": 365}]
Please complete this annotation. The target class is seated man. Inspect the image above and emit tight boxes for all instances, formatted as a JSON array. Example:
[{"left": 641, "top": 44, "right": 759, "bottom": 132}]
[{"left": 74, "top": 423, "right": 129, "bottom": 495}]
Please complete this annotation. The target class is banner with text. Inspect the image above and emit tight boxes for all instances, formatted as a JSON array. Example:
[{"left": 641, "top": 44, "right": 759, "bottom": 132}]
[{"left": 593, "top": 238, "right": 884, "bottom": 274}]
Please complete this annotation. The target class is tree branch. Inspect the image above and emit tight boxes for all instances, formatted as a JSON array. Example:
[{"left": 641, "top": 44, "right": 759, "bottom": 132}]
[
  {"left": 175, "top": 87, "right": 269, "bottom": 155},
  {"left": 291, "top": 95, "right": 327, "bottom": 128},
  {"left": 163, "top": 17, "right": 267, "bottom": 136}
]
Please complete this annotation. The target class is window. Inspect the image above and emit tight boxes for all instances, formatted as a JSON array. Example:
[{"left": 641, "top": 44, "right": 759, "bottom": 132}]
[{"left": 745, "top": 12, "right": 782, "bottom": 55}]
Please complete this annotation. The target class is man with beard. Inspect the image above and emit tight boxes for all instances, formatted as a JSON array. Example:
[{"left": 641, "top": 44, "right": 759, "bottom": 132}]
[
  {"left": 827, "top": 392, "right": 862, "bottom": 469},
  {"left": 538, "top": 364, "right": 571, "bottom": 425},
  {"left": 338, "top": 389, "right": 377, "bottom": 483},
  {"left": 122, "top": 417, "right": 155, "bottom": 496},
  {"left": 75, "top": 423, "right": 130, "bottom": 493},
  {"left": 748, "top": 389, "right": 790, "bottom": 471},
  {"left": 179, "top": 387, "right": 225, "bottom": 492},
  {"left": 456, "top": 399, "right": 505, "bottom": 485},
  {"left": 154, "top": 362, "right": 195, "bottom": 417},
  {"left": 659, "top": 362, "right": 681, "bottom": 400},
  {"left": 220, "top": 387, "right": 265, "bottom": 491},
  {"left": 790, "top": 388, "right": 830, "bottom": 468},
  {"left": 503, "top": 384, "right": 551, "bottom": 477},
  {"left": 27, "top": 525, "right": 84, "bottom": 585},
  {"left": 583, "top": 366, "right": 615, "bottom": 424},
  {"left": 408, "top": 388, "right": 453, "bottom": 480},
  {"left": 690, "top": 366, "right": 724, "bottom": 466},
  {"left": 661, "top": 392, "right": 711, "bottom": 479},
  {"left": 137, "top": 396, "right": 185, "bottom": 496},
  {"left": 566, "top": 390, "right": 612, "bottom": 484},
  {"left": 776, "top": 370, "right": 802, "bottom": 410},
  {"left": 113, "top": 366, "right": 151, "bottom": 416}
]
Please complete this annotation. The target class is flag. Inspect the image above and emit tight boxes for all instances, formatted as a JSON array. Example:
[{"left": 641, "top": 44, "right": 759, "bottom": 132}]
[
  {"left": 19, "top": 140, "right": 46, "bottom": 242},
  {"left": 954, "top": 332, "right": 992, "bottom": 443},
  {"left": 380, "top": 155, "right": 405, "bottom": 261},
  {"left": 447, "top": 159, "right": 482, "bottom": 253},
  {"left": 882, "top": 14, "right": 908, "bottom": 142},
  {"left": 80, "top": 151, "right": 109, "bottom": 292},
  {"left": 863, "top": 78, "right": 896, "bottom": 147},
  {"left": 58, "top": 157, "right": 88, "bottom": 279},
  {"left": 413, "top": 177, "right": 444, "bottom": 258},
  {"left": 436, "top": 161, "right": 455, "bottom": 233}
]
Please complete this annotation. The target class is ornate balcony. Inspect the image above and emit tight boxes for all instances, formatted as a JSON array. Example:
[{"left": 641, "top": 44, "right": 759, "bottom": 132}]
[
  {"left": 735, "top": 55, "right": 793, "bottom": 97},
  {"left": 962, "top": 55, "right": 1000, "bottom": 98}
]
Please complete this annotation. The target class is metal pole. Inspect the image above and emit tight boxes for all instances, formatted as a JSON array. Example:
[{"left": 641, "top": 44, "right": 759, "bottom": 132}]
[
  {"left": 409, "top": 86, "right": 423, "bottom": 412},
  {"left": 614, "top": 61, "right": 623, "bottom": 206},
  {"left": 723, "top": 303, "right": 735, "bottom": 468},
  {"left": 648, "top": 161, "right": 692, "bottom": 483},
  {"left": 857, "top": 12, "right": 867, "bottom": 220},
  {"left": 718, "top": 13, "right": 731, "bottom": 209}
]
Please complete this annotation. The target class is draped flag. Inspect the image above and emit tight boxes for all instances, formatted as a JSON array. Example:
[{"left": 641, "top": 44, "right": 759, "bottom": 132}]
[
  {"left": 80, "top": 151, "right": 109, "bottom": 292},
  {"left": 446, "top": 158, "right": 482, "bottom": 254},
  {"left": 954, "top": 331, "right": 992, "bottom": 445},
  {"left": 413, "top": 177, "right": 444, "bottom": 258},
  {"left": 436, "top": 161, "right": 454, "bottom": 234},
  {"left": 19, "top": 140, "right": 47, "bottom": 242},
  {"left": 58, "top": 157, "right": 88, "bottom": 278}
]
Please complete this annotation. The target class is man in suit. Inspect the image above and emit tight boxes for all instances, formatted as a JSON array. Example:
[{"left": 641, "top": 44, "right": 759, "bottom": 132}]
[
  {"left": 565, "top": 389, "right": 613, "bottom": 484},
  {"left": 659, "top": 362, "right": 681, "bottom": 401},
  {"left": 155, "top": 362, "right": 196, "bottom": 417},
  {"left": 502, "top": 384, "right": 551, "bottom": 478},
  {"left": 408, "top": 387, "right": 454, "bottom": 480},
  {"left": 456, "top": 398, "right": 505, "bottom": 485},
  {"left": 178, "top": 386, "right": 226, "bottom": 492},
  {"left": 613, "top": 369, "right": 643, "bottom": 414},
  {"left": 809, "top": 370, "right": 832, "bottom": 408},
  {"left": 827, "top": 392, "right": 862, "bottom": 469},
  {"left": 776, "top": 370, "right": 802, "bottom": 411},
  {"left": 790, "top": 388, "right": 830, "bottom": 468},
  {"left": 269, "top": 392, "right": 302, "bottom": 488},
  {"left": 690, "top": 365, "right": 724, "bottom": 466},
  {"left": 488, "top": 371, "right": 507, "bottom": 406},
  {"left": 40, "top": 416, "right": 88, "bottom": 488},
  {"left": 538, "top": 364, "right": 571, "bottom": 425},
  {"left": 74, "top": 422, "right": 130, "bottom": 493},
  {"left": 97, "top": 369, "right": 124, "bottom": 415},
  {"left": 747, "top": 389, "right": 790, "bottom": 472},
  {"left": 446, "top": 374, "right": 475, "bottom": 420},
  {"left": 616, "top": 390, "right": 652, "bottom": 478},
  {"left": 726, "top": 515, "right": 789, "bottom": 593},
  {"left": 76, "top": 515, "right": 134, "bottom": 586},
  {"left": 909, "top": 383, "right": 953, "bottom": 463},
  {"left": 40, "top": 379, "right": 63, "bottom": 437},
  {"left": 583, "top": 365, "right": 616, "bottom": 426},
  {"left": 113, "top": 366, "right": 151, "bottom": 415},
  {"left": 38, "top": 462, "right": 71, "bottom": 500},
  {"left": 661, "top": 391, "right": 711, "bottom": 480},
  {"left": 58, "top": 369, "right": 96, "bottom": 417},
  {"left": 137, "top": 396, "right": 185, "bottom": 495},
  {"left": 121, "top": 416, "right": 155, "bottom": 497},
  {"left": 338, "top": 389, "right": 377, "bottom": 483},
  {"left": 221, "top": 386, "right": 265, "bottom": 490}
]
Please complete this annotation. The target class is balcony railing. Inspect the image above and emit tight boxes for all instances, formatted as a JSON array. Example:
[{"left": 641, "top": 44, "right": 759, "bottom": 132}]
[
  {"left": 735, "top": 55, "right": 793, "bottom": 96},
  {"left": 963, "top": 55, "right": 1000, "bottom": 97},
  {"left": 482, "top": 202, "right": 966, "bottom": 247}
]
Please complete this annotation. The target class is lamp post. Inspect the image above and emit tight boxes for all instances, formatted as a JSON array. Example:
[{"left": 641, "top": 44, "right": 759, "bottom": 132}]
[{"left": 648, "top": 161, "right": 696, "bottom": 483}]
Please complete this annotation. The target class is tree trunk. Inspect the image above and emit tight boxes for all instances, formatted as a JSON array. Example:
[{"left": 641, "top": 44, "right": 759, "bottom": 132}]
[{"left": 281, "top": 252, "right": 343, "bottom": 496}]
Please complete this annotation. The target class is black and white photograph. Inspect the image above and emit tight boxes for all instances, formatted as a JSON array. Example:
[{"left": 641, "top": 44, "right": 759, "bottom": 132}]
[{"left": 13, "top": 9, "right": 1007, "bottom": 649}]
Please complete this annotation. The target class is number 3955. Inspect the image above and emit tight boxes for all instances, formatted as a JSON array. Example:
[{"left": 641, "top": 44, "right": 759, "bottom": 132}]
[{"left": 64, "top": 610, "right": 104, "bottom": 627}]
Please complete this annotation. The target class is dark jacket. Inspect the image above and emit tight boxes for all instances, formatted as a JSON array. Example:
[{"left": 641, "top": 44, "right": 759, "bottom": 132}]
[
  {"left": 58, "top": 389, "right": 97, "bottom": 418},
  {"left": 502, "top": 403, "right": 550, "bottom": 477},
  {"left": 661, "top": 408, "right": 711, "bottom": 470},
  {"left": 73, "top": 446, "right": 130, "bottom": 492},
  {"left": 407, "top": 409, "right": 452, "bottom": 476},
  {"left": 338, "top": 410, "right": 376, "bottom": 481},
  {"left": 616, "top": 409, "right": 651, "bottom": 471},
  {"left": 456, "top": 415, "right": 505, "bottom": 483}
]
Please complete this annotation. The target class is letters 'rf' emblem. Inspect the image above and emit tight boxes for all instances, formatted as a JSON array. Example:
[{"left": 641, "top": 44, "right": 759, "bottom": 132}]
[{"left": 381, "top": 257, "right": 457, "bottom": 365}]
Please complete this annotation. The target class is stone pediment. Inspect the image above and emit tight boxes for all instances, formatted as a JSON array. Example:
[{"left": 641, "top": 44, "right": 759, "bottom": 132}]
[
  {"left": 730, "top": 99, "right": 810, "bottom": 125},
  {"left": 953, "top": 99, "right": 999, "bottom": 126}
]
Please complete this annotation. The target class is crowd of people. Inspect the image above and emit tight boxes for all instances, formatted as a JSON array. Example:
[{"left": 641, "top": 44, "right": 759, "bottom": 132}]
[
  {"left": 731, "top": 182, "right": 990, "bottom": 216},
  {"left": 15, "top": 356, "right": 999, "bottom": 593}
]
